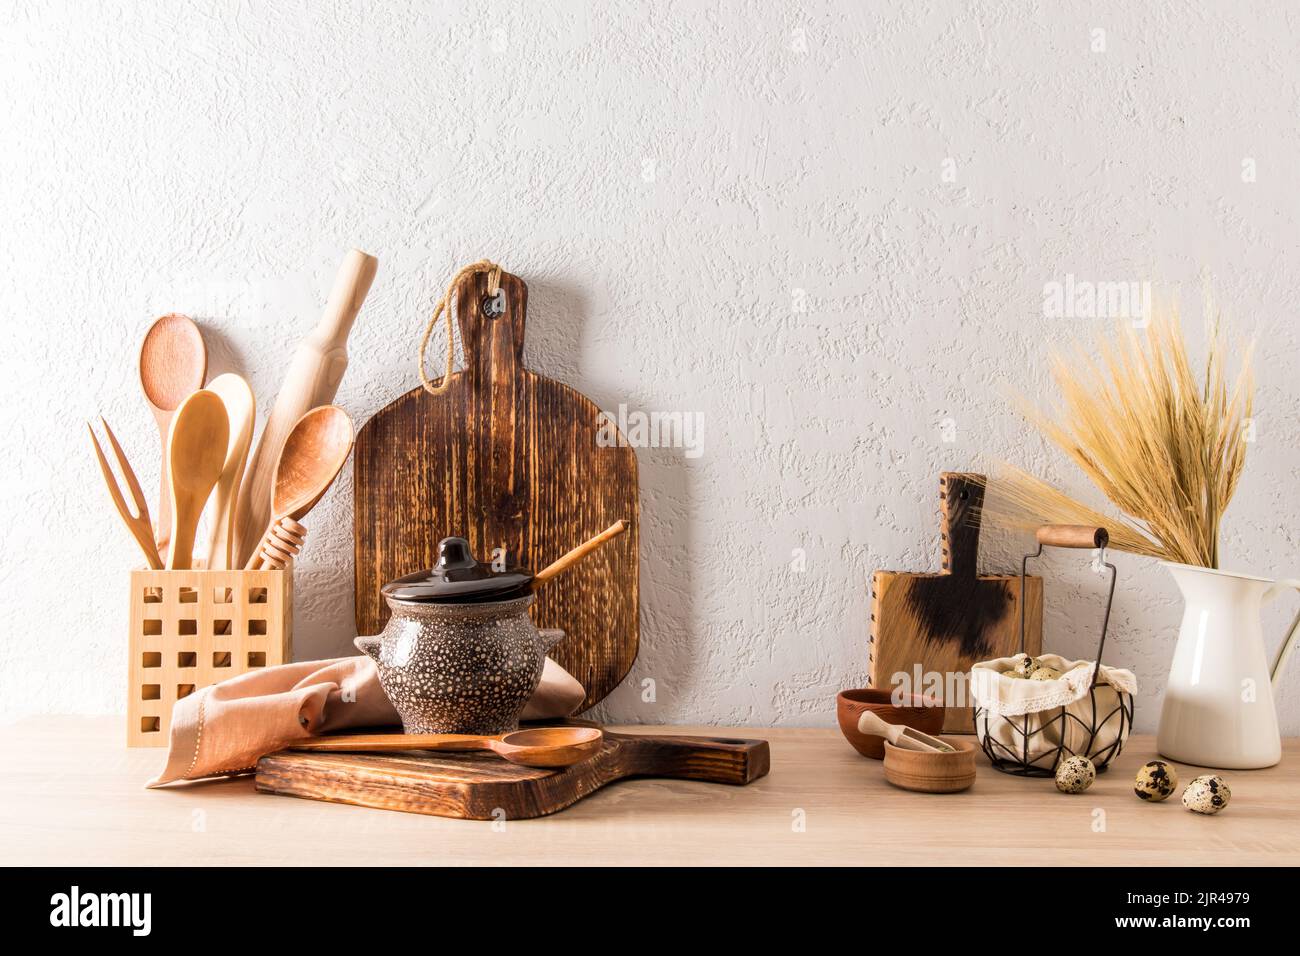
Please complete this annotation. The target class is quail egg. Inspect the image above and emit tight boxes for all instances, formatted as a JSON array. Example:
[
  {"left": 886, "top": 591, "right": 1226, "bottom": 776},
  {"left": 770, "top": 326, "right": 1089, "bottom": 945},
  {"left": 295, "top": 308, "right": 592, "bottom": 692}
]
[
  {"left": 1029, "top": 666, "right": 1062, "bottom": 681},
  {"left": 1055, "top": 755, "right": 1096, "bottom": 794},
  {"left": 1008, "top": 653, "right": 1036, "bottom": 678},
  {"left": 1182, "top": 774, "right": 1231, "bottom": 815},
  {"left": 1134, "top": 760, "right": 1178, "bottom": 802}
]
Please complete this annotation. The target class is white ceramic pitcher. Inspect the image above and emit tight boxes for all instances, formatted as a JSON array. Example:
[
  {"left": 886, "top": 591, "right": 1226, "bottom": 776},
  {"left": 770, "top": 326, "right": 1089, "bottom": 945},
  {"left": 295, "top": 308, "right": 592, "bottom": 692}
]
[{"left": 1157, "top": 563, "right": 1300, "bottom": 769}]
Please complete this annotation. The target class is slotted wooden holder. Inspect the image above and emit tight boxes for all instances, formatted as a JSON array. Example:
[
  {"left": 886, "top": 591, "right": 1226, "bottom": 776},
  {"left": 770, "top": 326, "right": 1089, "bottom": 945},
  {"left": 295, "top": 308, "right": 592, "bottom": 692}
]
[{"left": 128, "top": 568, "right": 292, "bottom": 747}]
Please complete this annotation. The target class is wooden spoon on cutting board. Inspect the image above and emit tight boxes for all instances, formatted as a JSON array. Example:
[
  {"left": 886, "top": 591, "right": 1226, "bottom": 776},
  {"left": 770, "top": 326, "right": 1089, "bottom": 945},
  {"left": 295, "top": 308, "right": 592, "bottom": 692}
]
[
  {"left": 165, "top": 389, "right": 228, "bottom": 570},
  {"left": 202, "top": 373, "right": 255, "bottom": 570},
  {"left": 139, "top": 314, "right": 207, "bottom": 552},
  {"left": 245, "top": 405, "right": 354, "bottom": 570},
  {"left": 289, "top": 726, "right": 604, "bottom": 769}
]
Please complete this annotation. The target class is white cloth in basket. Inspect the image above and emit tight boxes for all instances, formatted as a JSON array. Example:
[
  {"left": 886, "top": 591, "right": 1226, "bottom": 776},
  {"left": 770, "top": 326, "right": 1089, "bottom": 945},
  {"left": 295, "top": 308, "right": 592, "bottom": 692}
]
[{"left": 970, "top": 654, "right": 1137, "bottom": 766}]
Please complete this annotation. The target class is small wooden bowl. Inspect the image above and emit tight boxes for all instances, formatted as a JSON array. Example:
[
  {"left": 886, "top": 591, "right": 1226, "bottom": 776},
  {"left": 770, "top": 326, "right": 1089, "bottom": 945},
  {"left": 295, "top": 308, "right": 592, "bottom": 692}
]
[
  {"left": 882, "top": 737, "right": 977, "bottom": 793},
  {"left": 836, "top": 688, "right": 945, "bottom": 759}
]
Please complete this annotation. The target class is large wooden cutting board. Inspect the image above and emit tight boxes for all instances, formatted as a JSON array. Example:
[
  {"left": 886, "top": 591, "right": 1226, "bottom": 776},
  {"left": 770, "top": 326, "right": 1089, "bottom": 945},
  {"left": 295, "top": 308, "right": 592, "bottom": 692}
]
[
  {"left": 353, "top": 271, "right": 638, "bottom": 710},
  {"left": 869, "top": 473, "right": 1042, "bottom": 733},
  {"left": 255, "top": 729, "right": 770, "bottom": 820}
]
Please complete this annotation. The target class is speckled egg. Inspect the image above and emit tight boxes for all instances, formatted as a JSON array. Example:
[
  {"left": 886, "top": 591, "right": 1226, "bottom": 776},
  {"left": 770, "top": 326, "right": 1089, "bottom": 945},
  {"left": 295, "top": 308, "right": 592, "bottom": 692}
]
[
  {"left": 1182, "top": 774, "right": 1231, "bottom": 815},
  {"left": 1055, "top": 755, "right": 1096, "bottom": 793},
  {"left": 1008, "top": 654, "right": 1037, "bottom": 679},
  {"left": 1029, "top": 666, "right": 1062, "bottom": 681},
  {"left": 1134, "top": 761, "right": 1178, "bottom": 802}
]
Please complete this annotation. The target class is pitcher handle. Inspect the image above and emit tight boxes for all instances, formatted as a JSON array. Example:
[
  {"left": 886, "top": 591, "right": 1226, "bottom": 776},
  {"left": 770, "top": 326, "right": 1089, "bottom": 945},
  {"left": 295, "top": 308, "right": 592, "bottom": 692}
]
[{"left": 1263, "top": 578, "right": 1300, "bottom": 687}]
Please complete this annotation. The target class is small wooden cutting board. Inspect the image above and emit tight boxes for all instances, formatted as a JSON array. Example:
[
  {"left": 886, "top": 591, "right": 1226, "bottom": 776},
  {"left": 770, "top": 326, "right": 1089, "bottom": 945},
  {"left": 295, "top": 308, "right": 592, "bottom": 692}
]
[
  {"left": 353, "top": 270, "right": 638, "bottom": 710},
  {"left": 869, "top": 473, "right": 1042, "bottom": 733},
  {"left": 255, "top": 729, "right": 770, "bottom": 820}
]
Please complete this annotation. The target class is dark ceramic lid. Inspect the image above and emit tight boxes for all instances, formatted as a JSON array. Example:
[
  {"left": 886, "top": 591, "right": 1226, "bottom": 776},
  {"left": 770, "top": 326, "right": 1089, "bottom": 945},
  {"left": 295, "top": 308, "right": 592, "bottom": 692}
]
[{"left": 381, "top": 537, "right": 534, "bottom": 604}]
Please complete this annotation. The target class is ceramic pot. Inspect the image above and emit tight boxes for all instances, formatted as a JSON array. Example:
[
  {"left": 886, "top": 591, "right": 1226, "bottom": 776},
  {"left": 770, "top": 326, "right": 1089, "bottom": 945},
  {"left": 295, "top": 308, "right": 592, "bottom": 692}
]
[
  {"left": 355, "top": 593, "right": 564, "bottom": 735},
  {"left": 836, "top": 688, "right": 945, "bottom": 759},
  {"left": 1157, "top": 562, "right": 1300, "bottom": 769}
]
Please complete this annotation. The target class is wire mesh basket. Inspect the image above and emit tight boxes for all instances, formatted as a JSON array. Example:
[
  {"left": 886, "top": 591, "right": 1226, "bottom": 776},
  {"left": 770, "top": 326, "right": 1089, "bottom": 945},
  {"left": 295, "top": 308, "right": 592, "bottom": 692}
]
[{"left": 973, "top": 525, "right": 1134, "bottom": 777}]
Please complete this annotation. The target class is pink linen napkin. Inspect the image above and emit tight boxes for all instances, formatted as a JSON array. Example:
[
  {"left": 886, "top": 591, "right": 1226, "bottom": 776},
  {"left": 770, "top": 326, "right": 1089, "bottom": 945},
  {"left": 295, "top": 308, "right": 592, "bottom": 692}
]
[{"left": 147, "top": 655, "right": 585, "bottom": 787}]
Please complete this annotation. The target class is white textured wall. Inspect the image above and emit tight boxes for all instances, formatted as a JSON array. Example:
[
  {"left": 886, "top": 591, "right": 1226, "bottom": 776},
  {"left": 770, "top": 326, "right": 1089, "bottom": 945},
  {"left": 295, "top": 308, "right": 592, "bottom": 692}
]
[{"left": 3, "top": 1, "right": 1298, "bottom": 733}]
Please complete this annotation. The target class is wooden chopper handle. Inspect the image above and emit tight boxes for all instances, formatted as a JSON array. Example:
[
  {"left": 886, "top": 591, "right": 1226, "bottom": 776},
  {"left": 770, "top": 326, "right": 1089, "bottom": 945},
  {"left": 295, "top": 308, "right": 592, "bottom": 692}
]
[
  {"left": 534, "top": 520, "right": 630, "bottom": 587},
  {"left": 1036, "top": 525, "right": 1109, "bottom": 549}
]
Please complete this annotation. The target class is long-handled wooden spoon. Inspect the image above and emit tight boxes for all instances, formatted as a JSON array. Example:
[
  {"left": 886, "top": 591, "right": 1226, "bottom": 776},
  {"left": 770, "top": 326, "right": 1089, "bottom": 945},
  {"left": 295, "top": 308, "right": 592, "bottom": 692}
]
[
  {"left": 202, "top": 373, "right": 255, "bottom": 570},
  {"left": 165, "top": 389, "right": 228, "bottom": 570},
  {"left": 533, "top": 519, "right": 629, "bottom": 589},
  {"left": 245, "top": 405, "right": 354, "bottom": 570},
  {"left": 289, "top": 726, "right": 604, "bottom": 769},
  {"left": 139, "top": 314, "right": 206, "bottom": 552}
]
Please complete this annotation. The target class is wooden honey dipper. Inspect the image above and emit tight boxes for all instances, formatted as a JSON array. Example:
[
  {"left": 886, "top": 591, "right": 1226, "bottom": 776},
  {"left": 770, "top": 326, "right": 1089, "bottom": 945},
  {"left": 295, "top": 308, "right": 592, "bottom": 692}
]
[{"left": 256, "top": 517, "right": 308, "bottom": 571}]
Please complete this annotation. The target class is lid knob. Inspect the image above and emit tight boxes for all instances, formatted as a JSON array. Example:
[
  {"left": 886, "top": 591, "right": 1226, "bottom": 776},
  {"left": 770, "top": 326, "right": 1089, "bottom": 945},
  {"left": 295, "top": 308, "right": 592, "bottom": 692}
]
[{"left": 435, "top": 537, "right": 477, "bottom": 571}]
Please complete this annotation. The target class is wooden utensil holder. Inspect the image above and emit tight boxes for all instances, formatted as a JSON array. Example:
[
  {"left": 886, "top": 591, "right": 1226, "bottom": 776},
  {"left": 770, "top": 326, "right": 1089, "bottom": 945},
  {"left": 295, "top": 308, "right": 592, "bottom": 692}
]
[{"left": 128, "top": 568, "right": 292, "bottom": 747}]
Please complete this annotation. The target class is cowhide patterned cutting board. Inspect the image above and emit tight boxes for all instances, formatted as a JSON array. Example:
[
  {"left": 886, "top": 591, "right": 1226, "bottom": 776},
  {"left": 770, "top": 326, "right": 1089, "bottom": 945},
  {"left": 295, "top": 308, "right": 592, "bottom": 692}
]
[{"left": 869, "top": 472, "right": 1042, "bottom": 733}]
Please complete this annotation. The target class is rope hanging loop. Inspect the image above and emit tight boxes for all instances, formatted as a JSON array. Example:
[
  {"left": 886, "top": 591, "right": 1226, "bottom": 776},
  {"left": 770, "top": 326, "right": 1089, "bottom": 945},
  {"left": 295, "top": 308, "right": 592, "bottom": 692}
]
[{"left": 418, "top": 259, "right": 502, "bottom": 395}]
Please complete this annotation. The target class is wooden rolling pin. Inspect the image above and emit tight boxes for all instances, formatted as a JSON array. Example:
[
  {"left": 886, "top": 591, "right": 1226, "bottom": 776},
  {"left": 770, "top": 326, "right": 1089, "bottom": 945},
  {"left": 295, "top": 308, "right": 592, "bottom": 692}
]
[{"left": 233, "top": 249, "right": 378, "bottom": 566}]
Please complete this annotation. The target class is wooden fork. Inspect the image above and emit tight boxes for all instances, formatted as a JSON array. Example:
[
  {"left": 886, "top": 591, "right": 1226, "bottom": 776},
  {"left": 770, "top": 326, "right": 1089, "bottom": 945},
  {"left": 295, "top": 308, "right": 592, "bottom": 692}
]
[{"left": 88, "top": 417, "right": 163, "bottom": 569}]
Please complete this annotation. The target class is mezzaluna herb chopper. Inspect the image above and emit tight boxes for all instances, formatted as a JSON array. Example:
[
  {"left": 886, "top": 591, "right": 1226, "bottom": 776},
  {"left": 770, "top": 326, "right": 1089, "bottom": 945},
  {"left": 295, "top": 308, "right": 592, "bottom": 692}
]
[
  {"left": 971, "top": 525, "right": 1135, "bottom": 777},
  {"left": 356, "top": 521, "right": 628, "bottom": 735}
]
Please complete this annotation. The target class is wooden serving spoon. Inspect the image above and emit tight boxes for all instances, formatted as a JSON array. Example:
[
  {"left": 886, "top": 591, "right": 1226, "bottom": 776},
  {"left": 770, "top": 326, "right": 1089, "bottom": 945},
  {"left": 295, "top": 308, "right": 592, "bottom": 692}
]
[
  {"left": 165, "top": 389, "right": 229, "bottom": 570},
  {"left": 245, "top": 405, "right": 354, "bottom": 570},
  {"left": 857, "top": 711, "right": 954, "bottom": 753},
  {"left": 139, "top": 314, "right": 207, "bottom": 552},
  {"left": 202, "top": 373, "right": 255, "bottom": 570},
  {"left": 289, "top": 726, "right": 604, "bottom": 769},
  {"left": 534, "top": 520, "right": 630, "bottom": 589}
]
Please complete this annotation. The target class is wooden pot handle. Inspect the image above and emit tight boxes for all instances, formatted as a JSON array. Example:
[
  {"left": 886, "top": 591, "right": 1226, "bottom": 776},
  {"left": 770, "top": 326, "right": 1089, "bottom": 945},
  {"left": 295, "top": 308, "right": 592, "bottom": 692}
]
[{"left": 1036, "top": 525, "right": 1109, "bottom": 549}]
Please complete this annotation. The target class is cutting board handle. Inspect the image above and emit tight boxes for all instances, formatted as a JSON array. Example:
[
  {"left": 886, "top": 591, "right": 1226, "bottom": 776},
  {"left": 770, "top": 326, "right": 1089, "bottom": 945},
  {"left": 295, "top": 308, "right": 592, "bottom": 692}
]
[
  {"left": 939, "top": 472, "right": 985, "bottom": 578},
  {"left": 617, "top": 733, "right": 770, "bottom": 785},
  {"left": 453, "top": 270, "right": 529, "bottom": 384}
]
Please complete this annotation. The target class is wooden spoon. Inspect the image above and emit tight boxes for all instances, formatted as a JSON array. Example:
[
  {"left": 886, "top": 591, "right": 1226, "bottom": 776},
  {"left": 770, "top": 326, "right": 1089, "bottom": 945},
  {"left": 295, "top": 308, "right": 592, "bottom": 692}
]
[
  {"left": 289, "top": 726, "right": 604, "bottom": 769},
  {"left": 857, "top": 711, "right": 953, "bottom": 752},
  {"left": 202, "top": 374, "right": 256, "bottom": 570},
  {"left": 165, "top": 389, "right": 229, "bottom": 570},
  {"left": 245, "top": 405, "right": 354, "bottom": 570},
  {"left": 534, "top": 520, "right": 629, "bottom": 589},
  {"left": 139, "top": 314, "right": 207, "bottom": 552}
]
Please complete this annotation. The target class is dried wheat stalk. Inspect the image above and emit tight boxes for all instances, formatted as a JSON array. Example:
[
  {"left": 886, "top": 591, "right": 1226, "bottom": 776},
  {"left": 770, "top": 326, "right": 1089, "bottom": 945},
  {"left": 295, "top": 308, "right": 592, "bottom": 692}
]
[{"left": 983, "top": 307, "right": 1253, "bottom": 568}]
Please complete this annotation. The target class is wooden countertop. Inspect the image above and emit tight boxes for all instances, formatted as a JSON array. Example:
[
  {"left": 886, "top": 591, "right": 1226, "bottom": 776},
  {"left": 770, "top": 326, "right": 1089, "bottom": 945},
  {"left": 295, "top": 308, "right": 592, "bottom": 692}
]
[{"left": 2, "top": 717, "right": 1296, "bottom": 866}]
